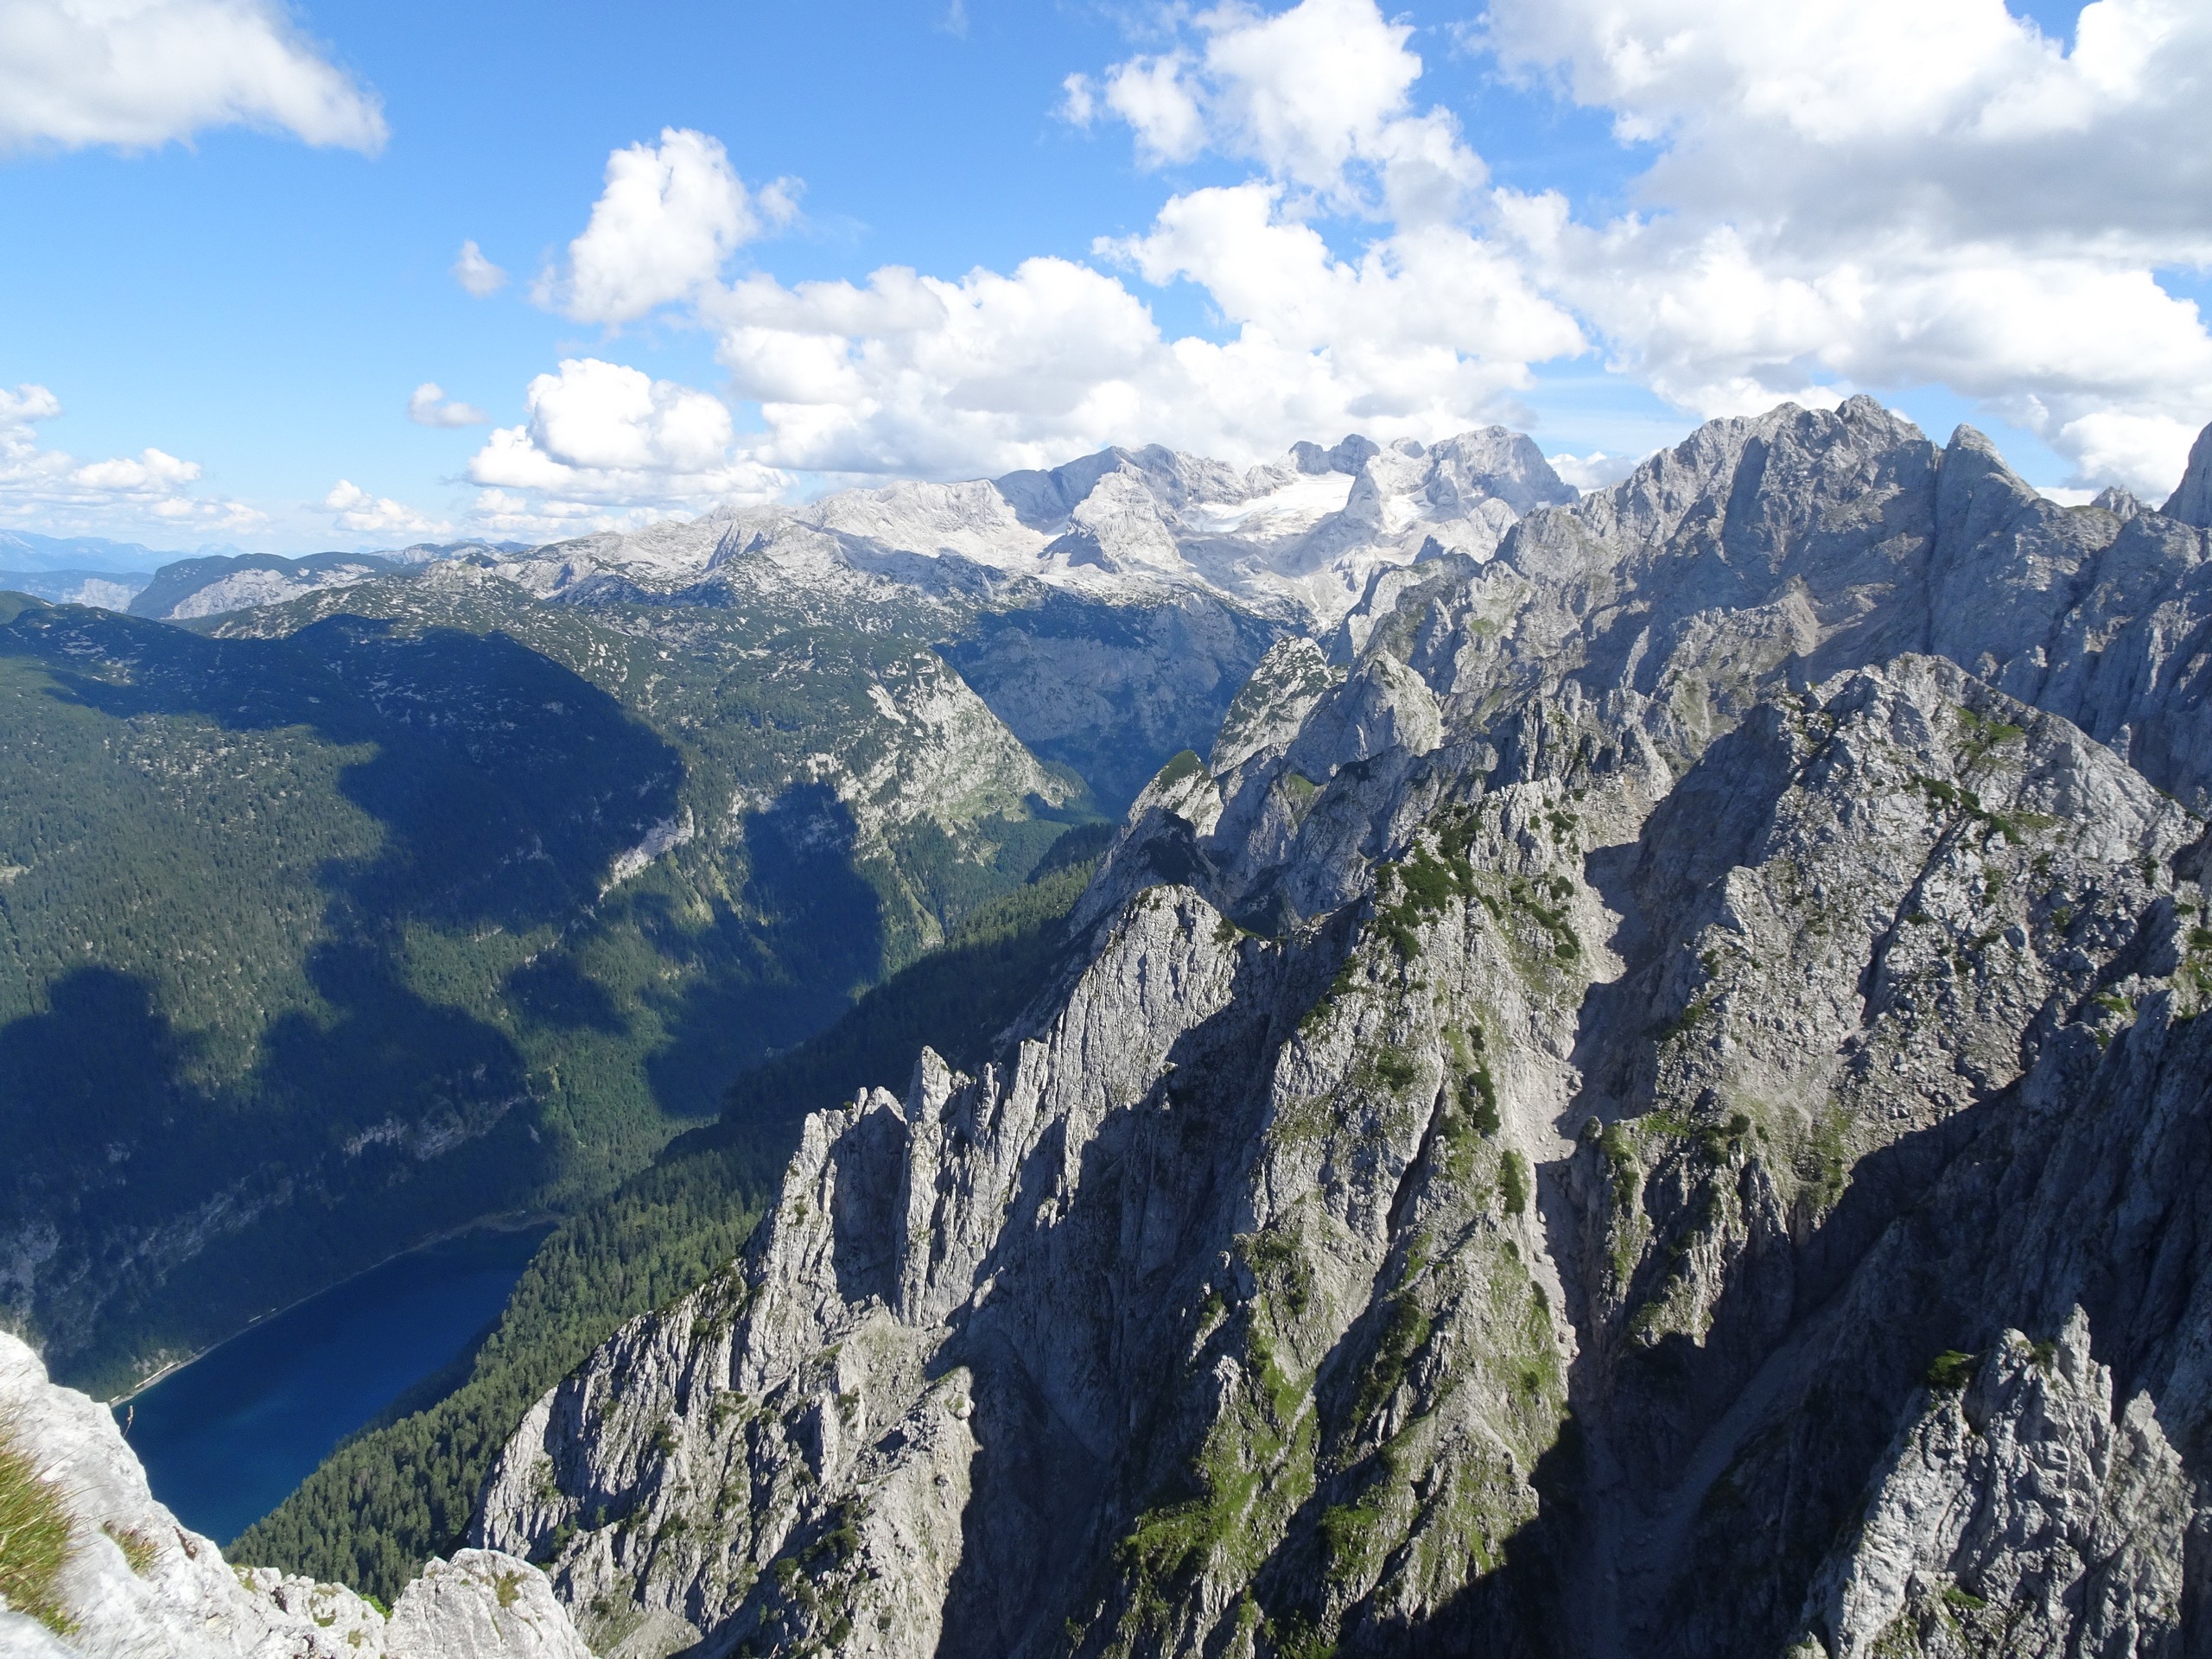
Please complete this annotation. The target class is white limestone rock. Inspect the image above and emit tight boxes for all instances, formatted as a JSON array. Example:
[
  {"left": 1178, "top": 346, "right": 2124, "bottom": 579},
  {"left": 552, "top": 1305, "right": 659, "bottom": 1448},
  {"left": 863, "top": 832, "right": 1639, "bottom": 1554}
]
[
  {"left": 476, "top": 428, "right": 1575, "bottom": 630},
  {"left": 0, "top": 1332, "right": 588, "bottom": 1659},
  {"left": 1805, "top": 1310, "right": 2188, "bottom": 1658},
  {"left": 2162, "top": 418, "right": 2212, "bottom": 529}
]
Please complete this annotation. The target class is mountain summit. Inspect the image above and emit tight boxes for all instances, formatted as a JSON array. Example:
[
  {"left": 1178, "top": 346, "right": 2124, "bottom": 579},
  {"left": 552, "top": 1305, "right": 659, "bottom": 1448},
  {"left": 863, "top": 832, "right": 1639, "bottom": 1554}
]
[{"left": 468, "top": 397, "right": 2212, "bottom": 1659}]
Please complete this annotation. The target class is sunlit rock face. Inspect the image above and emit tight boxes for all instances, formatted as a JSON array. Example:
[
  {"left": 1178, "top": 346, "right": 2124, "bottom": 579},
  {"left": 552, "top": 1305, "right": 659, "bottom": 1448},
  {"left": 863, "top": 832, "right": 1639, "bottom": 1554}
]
[
  {"left": 0, "top": 1332, "right": 591, "bottom": 1658},
  {"left": 476, "top": 399, "right": 2212, "bottom": 1659}
]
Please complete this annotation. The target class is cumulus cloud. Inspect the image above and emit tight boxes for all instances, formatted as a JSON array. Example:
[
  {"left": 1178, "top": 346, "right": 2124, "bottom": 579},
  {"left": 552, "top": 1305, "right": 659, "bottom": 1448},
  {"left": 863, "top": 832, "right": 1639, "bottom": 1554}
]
[
  {"left": 464, "top": 486, "right": 652, "bottom": 541},
  {"left": 323, "top": 480, "right": 448, "bottom": 536},
  {"left": 0, "top": 0, "right": 385, "bottom": 153},
  {"left": 537, "top": 128, "right": 799, "bottom": 325},
  {"left": 1058, "top": 71, "right": 1099, "bottom": 129},
  {"left": 1484, "top": 0, "right": 2212, "bottom": 258},
  {"left": 478, "top": 7, "right": 1580, "bottom": 511},
  {"left": 1546, "top": 449, "right": 1646, "bottom": 492},
  {"left": 480, "top": 0, "right": 2212, "bottom": 517},
  {"left": 407, "top": 382, "right": 487, "bottom": 428},
  {"left": 1483, "top": 0, "right": 2212, "bottom": 493},
  {"left": 452, "top": 240, "right": 507, "bottom": 297},
  {"left": 1084, "top": 0, "right": 1479, "bottom": 223},
  {"left": 702, "top": 218, "right": 1576, "bottom": 480},
  {"left": 684, "top": 0, "right": 1574, "bottom": 480},
  {"left": 0, "top": 383, "right": 262, "bottom": 532},
  {"left": 467, "top": 357, "right": 787, "bottom": 514}
]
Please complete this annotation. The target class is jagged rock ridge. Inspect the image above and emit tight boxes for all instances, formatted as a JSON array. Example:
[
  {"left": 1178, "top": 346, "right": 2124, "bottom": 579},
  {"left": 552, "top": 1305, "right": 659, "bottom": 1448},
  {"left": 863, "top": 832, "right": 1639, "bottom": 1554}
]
[{"left": 474, "top": 398, "right": 2212, "bottom": 1658}]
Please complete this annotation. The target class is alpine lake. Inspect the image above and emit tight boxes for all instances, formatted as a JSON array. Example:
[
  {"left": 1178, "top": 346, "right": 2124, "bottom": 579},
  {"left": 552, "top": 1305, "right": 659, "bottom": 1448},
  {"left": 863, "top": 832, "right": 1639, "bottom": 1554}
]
[{"left": 116, "top": 1225, "right": 551, "bottom": 1544}]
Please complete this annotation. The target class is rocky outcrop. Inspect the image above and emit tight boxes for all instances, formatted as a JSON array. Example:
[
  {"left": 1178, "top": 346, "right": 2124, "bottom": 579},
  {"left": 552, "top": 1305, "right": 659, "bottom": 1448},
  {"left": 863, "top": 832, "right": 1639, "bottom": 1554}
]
[
  {"left": 475, "top": 403, "right": 2212, "bottom": 1657},
  {"left": 0, "top": 1332, "right": 588, "bottom": 1658},
  {"left": 124, "top": 544, "right": 506, "bottom": 622},
  {"left": 1803, "top": 1311, "right": 2188, "bottom": 1659},
  {"left": 2165, "top": 423, "right": 2212, "bottom": 530}
]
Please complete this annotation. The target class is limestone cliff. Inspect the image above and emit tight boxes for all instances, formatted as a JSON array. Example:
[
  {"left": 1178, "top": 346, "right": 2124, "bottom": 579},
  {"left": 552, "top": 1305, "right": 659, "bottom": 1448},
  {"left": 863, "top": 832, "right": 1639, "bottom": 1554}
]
[
  {"left": 0, "top": 1332, "right": 589, "bottom": 1658},
  {"left": 475, "top": 399, "right": 2212, "bottom": 1658}
]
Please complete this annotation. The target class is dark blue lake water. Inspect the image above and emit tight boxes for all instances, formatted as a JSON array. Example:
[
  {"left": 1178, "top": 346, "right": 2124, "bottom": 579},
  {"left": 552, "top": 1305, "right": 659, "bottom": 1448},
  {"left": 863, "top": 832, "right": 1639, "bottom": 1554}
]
[{"left": 116, "top": 1226, "right": 549, "bottom": 1544}]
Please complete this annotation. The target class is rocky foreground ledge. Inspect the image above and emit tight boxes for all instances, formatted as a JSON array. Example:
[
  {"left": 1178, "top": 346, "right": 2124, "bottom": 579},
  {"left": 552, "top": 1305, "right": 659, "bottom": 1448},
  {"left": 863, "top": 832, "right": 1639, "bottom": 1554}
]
[{"left": 0, "top": 1332, "right": 589, "bottom": 1659}]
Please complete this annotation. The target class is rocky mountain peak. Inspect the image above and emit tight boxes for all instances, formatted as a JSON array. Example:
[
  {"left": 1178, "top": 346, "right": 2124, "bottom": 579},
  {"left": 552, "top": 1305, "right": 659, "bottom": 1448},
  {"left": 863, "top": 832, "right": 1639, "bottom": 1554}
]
[
  {"left": 465, "top": 396, "right": 2212, "bottom": 1658},
  {"left": 439, "top": 425, "right": 1593, "bottom": 630},
  {"left": 2163, "top": 416, "right": 2212, "bottom": 529},
  {"left": 1289, "top": 434, "right": 1382, "bottom": 477}
]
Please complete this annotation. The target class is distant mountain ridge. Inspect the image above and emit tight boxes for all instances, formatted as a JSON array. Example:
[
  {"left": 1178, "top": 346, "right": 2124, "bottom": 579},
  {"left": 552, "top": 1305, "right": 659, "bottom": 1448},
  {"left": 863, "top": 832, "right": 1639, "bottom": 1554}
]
[
  {"left": 4, "top": 428, "right": 1569, "bottom": 630},
  {"left": 124, "top": 542, "right": 528, "bottom": 621},
  {"left": 0, "top": 539, "right": 534, "bottom": 617},
  {"left": 0, "top": 530, "right": 202, "bottom": 574},
  {"left": 0, "top": 569, "right": 152, "bottom": 609},
  {"left": 490, "top": 428, "right": 1580, "bottom": 631}
]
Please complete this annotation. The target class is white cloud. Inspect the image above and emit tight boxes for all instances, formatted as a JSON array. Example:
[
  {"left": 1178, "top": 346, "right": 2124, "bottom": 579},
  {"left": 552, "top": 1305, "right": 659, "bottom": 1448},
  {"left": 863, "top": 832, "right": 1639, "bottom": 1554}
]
[
  {"left": 1091, "top": 0, "right": 1479, "bottom": 223},
  {"left": 1059, "top": 71, "right": 1099, "bottom": 128},
  {"left": 0, "top": 383, "right": 263, "bottom": 532},
  {"left": 1482, "top": 0, "right": 2212, "bottom": 493},
  {"left": 473, "top": 10, "right": 1582, "bottom": 502},
  {"left": 1098, "top": 52, "right": 1208, "bottom": 167},
  {"left": 407, "top": 382, "right": 487, "bottom": 428},
  {"left": 467, "top": 357, "right": 787, "bottom": 513},
  {"left": 1546, "top": 449, "right": 1646, "bottom": 492},
  {"left": 452, "top": 240, "right": 507, "bottom": 297},
  {"left": 1484, "top": 0, "right": 2212, "bottom": 258},
  {"left": 478, "top": 0, "right": 2212, "bottom": 515},
  {"left": 687, "top": 1, "right": 1577, "bottom": 480},
  {"left": 537, "top": 128, "right": 799, "bottom": 325},
  {"left": 702, "top": 217, "right": 1577, "bottom": 480},
  {"left": 0, "top": 0, "right": 385, "bottom": 153},
  {"left": 2048, "top": 406, "right": 2203, "bottom": 499},
  {"left": 323, "top": 480, "right": 448, "bottom": 537},
  {"left": 464, "top": 486, "right": 651, "bottom": 542}
]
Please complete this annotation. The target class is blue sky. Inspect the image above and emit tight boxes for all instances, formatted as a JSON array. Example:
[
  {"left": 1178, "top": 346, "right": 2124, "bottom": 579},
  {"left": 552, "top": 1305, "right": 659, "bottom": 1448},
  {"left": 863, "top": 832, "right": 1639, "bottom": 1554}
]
[{"left": 2, "top": 0, "right": 2207, "bottom": 552}]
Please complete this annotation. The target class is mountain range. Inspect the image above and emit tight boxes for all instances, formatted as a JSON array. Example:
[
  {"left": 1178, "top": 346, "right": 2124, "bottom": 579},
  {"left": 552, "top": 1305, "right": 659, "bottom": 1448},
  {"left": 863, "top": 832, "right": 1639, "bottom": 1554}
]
[
  {"left": 18, "top": 429, "right": 1578, "bottom": 632},
  {"left": 460, "top": 398, "right": 2212, "bottom": 1659},
  {"left": 1, "top": 425, "right": 1580, "bottom": 1402},
  {"left": 5, "top": 402, "right": 2212, "bottom": 1658}
]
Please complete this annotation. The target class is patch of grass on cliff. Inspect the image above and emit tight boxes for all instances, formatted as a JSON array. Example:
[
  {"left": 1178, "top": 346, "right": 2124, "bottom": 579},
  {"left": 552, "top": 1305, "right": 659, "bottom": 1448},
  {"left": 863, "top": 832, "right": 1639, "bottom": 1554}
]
[
  {"left": 102, "top": 1521, "right": 159, "bottom": 1575},
  {"left": 1926, "top": 1351, "right": 1980, "bottom": 1390},
  {"left": 0, "top": 1419, "right": 75, "bottom": 1637},
  {"left": 1116, "top": 1325, "right": 1317, "bottom": 1637},
  {"left": 1956, "top": 704, "right": 2024, "bottom": 764},
  {"left": 1500, "top": 1149, "right": 1531, "bottom": 1217},
  {"left": 1796, "top": 1107, "right": 1853, "bottom": 1217},
  {"left": 1349, "top": 1297, "right": 1433, "bottom": 1434},
  {"left": 1153, "top": 748, "right": 1205, "bottom": 791}
]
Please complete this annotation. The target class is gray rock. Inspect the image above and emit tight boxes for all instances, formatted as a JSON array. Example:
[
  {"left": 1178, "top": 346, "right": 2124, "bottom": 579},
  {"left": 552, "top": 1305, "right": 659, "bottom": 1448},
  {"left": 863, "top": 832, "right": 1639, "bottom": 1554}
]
[
  {"left": 472, "top": 398, "right": 2212, "bottom": 1659},
  {"left": 385, "top": 1552, "right": 594, "bottom": 1659},
  {"left": 1803, "top": 1310, "right": 2187, "bottom": 1659},
  {"left": 2162, "top": 418, "right": 2212, "bottom": 528}
]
